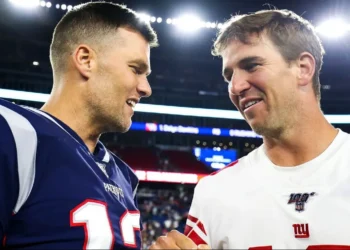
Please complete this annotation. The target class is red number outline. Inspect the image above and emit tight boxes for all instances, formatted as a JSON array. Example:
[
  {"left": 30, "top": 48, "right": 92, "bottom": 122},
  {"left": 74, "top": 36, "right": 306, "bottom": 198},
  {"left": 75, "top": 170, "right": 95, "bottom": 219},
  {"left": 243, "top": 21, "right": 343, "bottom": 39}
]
[{"left": 70, "top": 199, "right": 115, "bottom": 250}]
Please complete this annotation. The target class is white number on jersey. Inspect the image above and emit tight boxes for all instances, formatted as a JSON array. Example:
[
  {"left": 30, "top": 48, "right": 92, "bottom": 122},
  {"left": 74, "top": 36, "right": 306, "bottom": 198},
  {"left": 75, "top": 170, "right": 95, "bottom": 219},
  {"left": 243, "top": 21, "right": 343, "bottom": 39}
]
[
  {"left": 120, "top": 210, "right": 141, "bottom": 247},
  {"left": 70, "top": 199, "right": 141, "bottom": 249}
]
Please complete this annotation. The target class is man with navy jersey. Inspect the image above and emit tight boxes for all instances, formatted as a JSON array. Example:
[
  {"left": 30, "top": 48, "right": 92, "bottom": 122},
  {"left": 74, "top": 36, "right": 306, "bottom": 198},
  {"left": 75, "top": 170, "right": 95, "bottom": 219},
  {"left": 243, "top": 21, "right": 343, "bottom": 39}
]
[{"left": 0, "top": 1, "right": 158, "bottom": 249}]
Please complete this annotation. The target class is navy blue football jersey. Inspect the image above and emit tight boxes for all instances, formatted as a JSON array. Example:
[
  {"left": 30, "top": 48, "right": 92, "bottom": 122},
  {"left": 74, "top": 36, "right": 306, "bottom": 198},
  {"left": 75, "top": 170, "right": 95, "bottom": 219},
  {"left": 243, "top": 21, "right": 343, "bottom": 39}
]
[{"left": 0, "top": 98, "right": 142, "bottom": 249}]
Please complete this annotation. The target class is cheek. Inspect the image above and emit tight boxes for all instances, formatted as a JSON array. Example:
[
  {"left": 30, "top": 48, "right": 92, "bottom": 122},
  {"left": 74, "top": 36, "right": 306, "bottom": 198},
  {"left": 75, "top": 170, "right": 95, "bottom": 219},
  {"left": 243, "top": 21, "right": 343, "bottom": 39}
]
[
  {"left": 250, "top": 70, "right": 269, "bottom": 90},
  {"left": 117, "top": 70, "right": 136, "bottom": 89},
  {"left": 109, "top": 71, "right": 131, "bottom": 94}
]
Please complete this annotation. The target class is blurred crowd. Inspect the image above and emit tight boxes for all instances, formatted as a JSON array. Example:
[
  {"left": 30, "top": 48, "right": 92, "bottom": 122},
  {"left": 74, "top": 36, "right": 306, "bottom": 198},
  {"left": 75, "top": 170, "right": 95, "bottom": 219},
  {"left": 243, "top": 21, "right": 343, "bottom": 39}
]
[{"left": 137, "top": 185, "right": 194, "bottom": 249}]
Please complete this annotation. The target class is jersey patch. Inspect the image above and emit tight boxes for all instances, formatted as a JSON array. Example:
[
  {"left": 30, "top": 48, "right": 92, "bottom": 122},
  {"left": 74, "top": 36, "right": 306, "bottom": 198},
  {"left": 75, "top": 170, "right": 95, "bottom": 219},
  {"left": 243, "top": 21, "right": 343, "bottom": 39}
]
[{"left": 288, "top": 192, "right": 316, "bottom": 212}]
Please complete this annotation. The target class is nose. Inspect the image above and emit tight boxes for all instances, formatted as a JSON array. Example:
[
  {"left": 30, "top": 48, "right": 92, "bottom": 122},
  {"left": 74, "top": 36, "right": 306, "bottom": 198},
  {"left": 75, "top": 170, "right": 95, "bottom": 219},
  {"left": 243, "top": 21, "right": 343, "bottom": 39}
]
[
  {"left": 228, "top": 71, "right": 251, "bottom": 96},
  {"left": 137, "top": 78, "right": 152, "bottom": 98}
]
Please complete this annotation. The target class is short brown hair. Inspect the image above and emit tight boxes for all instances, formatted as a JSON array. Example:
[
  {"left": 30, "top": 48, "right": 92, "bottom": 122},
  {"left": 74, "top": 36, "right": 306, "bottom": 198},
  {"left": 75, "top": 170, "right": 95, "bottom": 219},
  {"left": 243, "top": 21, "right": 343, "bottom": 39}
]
[
  {"left": 50, "top": 1, "right": 158, "bottom": 76},
  {"left": 213, "top": 9, "right": 325, "bottom": 101}
]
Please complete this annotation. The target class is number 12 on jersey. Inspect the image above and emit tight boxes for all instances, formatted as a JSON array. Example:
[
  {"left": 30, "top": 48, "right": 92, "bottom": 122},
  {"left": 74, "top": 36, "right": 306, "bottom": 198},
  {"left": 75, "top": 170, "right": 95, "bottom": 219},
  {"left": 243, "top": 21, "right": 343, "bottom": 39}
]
[{"left": 70, "top": 199, "right": 141, "bottom": 249}]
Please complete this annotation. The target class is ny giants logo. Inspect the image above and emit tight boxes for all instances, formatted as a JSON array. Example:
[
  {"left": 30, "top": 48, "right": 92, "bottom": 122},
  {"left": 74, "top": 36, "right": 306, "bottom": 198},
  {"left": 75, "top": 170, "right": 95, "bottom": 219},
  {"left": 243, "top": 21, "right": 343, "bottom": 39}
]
[
  {"left": 288, "top": 192, "right": 316, "bottom": 212},
  {"left": 293, "top": 223, "right": 310, "bottom": 238}
]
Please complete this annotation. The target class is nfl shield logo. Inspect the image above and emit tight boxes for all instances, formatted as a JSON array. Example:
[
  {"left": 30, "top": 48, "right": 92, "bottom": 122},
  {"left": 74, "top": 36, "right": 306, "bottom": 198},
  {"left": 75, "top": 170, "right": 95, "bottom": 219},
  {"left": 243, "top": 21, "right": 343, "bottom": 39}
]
[
  {"left": 288, "top": 192, "right": 316, "bottom": 213},
  {"left": 295, "top": 201, "right": 304, "bottom": 212}
]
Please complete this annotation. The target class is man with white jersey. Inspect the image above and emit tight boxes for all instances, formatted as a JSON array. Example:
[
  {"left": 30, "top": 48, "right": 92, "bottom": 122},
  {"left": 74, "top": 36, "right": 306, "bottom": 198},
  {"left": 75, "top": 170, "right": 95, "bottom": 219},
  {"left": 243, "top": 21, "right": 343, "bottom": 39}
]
[
  {"left": 150, "top": 9, "right": 350, "bottom": 250},
  {"left": 0, "top": 1, "right": 158, "bottom": 249}
]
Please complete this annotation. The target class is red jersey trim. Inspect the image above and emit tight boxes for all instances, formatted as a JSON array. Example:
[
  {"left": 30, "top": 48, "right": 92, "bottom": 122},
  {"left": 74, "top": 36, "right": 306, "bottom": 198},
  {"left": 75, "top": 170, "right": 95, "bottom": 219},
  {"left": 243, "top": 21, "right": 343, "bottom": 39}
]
[
  {"left": 185, "top": 226, "right": 207, "bottom": 245},
  {"left": 187, "top": 215, "right": 207, "bottom": 235}
]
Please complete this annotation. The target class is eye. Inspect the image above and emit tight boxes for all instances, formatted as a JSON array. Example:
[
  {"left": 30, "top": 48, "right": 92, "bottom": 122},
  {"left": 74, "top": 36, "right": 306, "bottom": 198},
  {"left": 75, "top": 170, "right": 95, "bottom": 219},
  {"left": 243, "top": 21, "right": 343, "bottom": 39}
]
[
  {"left": 223, "top": 70, "right": 234, "bottom": 83},
  {"left": 245, "top": 63, "right": 260, "bottom": 72},
  {"left": 225, "top": 73, "right": 233, "bottom": 83},
  {"left": 130, "top": 66, "right": 142, "bottom": 75}
]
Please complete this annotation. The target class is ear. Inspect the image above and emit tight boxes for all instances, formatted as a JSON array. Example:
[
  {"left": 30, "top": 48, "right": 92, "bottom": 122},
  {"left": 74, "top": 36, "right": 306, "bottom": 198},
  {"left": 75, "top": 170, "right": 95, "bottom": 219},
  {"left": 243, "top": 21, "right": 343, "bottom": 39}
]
[
  {"left": 72, "top": 44, "right": 96, "bottom": 80},
  {"left": 297, "top": 52, "right": 316, "bottom": 87}
]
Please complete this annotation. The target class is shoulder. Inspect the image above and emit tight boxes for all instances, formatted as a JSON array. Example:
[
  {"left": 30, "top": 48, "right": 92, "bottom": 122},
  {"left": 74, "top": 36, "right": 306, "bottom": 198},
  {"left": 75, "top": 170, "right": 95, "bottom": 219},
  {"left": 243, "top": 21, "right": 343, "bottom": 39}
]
[
  {"left": 0, "top": 99, "right": 71, "bottom": 141},
  {"left": 0, "top": 98, "right": 37, "bottom": 119},
  {"left": 339, "top": 129, "right": 350, "bottom": 142},
  {"left": 194, "top": 147, "right": 262, "bottom": 196},
  {"left": 0, "top": 99, "right": 55, "bottom": 137},
  {"left": 0, "top": 99, "right": 39, "bottom": 149}
]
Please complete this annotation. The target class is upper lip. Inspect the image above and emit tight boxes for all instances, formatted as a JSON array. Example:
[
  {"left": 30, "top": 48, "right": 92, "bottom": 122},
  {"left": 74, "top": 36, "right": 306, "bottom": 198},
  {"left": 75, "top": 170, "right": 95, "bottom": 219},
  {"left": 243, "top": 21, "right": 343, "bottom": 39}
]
[{"left": 239, "top": 97, "right": 263, "bottom": 111}]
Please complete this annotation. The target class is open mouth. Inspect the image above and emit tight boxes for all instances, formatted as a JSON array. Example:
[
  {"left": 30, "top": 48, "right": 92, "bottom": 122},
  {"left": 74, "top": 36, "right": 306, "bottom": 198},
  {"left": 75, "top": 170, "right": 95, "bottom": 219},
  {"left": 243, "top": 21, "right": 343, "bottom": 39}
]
[
  {"left": 126, "top": 100, "right": 136, "bottom": 110},
  {"left": 243, "top": 99, "right": 262, "bottom": 111}
]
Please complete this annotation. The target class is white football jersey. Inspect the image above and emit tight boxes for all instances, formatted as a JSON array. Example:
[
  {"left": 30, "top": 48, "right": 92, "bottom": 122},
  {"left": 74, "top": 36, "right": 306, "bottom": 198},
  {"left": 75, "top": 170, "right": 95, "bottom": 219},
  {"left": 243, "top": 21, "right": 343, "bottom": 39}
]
[{"left": 185, "top": 129, "right": 350, "bottom": 249}]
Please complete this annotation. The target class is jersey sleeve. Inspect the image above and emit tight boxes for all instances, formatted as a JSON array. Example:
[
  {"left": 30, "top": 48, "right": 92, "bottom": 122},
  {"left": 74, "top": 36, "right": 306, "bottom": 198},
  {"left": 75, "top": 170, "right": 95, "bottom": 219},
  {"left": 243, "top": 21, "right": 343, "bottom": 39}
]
[
  {"left": 184, "top": 180, "right": 210, "bottom": 246},
  {"left": 0, "top": 114, "right": 19, "bottom": 241},
  {"left": 0, "top": 103, "right": 38, "bottom": 242}
]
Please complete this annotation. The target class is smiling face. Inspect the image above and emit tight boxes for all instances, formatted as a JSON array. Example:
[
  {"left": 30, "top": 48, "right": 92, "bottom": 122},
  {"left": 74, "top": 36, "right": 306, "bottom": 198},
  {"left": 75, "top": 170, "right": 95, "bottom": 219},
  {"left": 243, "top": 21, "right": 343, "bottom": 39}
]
[
  {"left": 86, "top": 27, "right": 152, "bottom": 133},
  {"left": 221, "top": 34, "right": 301, "bottom": 137}
]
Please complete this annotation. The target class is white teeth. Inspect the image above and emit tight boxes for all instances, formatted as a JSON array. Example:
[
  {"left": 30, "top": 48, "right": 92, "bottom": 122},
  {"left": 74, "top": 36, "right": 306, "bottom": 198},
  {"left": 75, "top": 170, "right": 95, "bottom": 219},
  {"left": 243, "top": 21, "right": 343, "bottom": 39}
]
[
  {"left": 127, "top": 100, "right": 136, "bottom": 108},
  {"left": 244, "top": 100, "right": 260, "bottom": 109}
]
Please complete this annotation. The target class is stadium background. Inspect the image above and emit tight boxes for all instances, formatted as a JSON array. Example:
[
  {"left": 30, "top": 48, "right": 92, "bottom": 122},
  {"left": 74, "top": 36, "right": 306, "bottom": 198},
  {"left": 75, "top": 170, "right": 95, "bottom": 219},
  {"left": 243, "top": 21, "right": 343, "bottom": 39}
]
[{"left": 1, "top": 0, "right": 350, "bottom": 248}]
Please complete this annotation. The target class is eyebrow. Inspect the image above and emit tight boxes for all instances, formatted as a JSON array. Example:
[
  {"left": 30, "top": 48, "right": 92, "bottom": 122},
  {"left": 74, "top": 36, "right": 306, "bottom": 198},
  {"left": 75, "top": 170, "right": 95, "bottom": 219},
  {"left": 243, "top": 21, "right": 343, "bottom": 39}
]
[
  {"left": 222, "top": 56, "right": 265, "bottom": 80},
  {"left": 129, "top": 59, "right": 151, "bottom": 76}
]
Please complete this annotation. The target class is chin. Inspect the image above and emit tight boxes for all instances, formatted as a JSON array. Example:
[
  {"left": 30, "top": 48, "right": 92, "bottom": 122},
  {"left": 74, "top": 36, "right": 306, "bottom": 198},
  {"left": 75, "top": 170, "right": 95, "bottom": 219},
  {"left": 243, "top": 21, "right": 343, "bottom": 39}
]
[
  {"left": 252, "top": 123, "right": 283, "bottom": 138},
  {"left": 251, "top": 126, "right": 265, "bottom": 136},
  {"left": 248, "top": 120, "right": 266, "bottom": 136},
  {"left": 118, "top": 120, "right": 132, "bottom": 133}
]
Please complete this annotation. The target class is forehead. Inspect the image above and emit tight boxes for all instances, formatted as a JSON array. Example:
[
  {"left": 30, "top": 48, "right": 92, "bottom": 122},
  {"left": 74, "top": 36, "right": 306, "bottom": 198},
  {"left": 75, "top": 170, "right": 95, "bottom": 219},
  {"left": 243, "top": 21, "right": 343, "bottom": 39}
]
[
  {"left": 221, "top": 35, "right": 278, "bottom": 67},
  {"left": 111, "top": 27, "right": 151, "bottom": 61}
]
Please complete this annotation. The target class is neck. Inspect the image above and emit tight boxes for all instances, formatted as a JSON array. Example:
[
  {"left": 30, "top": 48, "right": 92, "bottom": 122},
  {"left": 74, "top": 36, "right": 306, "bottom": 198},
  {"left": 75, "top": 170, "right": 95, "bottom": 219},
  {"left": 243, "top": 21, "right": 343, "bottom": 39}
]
[
  {"left": 263, "top": 109, "right": 338, "bottom": 167},
  {"left": 41, "top": 85, "right": 100, "bottom": 153}
]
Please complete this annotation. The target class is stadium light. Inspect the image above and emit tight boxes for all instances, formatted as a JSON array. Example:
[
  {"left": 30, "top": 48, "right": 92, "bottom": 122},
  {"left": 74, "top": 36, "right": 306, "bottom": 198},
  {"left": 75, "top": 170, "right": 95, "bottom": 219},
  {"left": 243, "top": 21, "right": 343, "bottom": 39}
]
[
  {"left": 32, "top": 61, "right": 39, "bottom": 66},
  {"left": 316, "top": 19, "right": 350, "bottom": 38},
  {"left": 9, "top": 0, "right": 40, "bottom": 8},
  {"left": 165, "top": 15, "right": 220, "bottom": 30},
  {"left": 2, "top": 88, "right": 350, "bottom": 124},
  {"left": 136, "top": 13, "right": 151, "bottom": 23},
  {"left": 10, "top": 2, "right": 350, "bottom": 35},
  {"left": 172, "top": 14, "right": 203, "bottom": 32}
]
